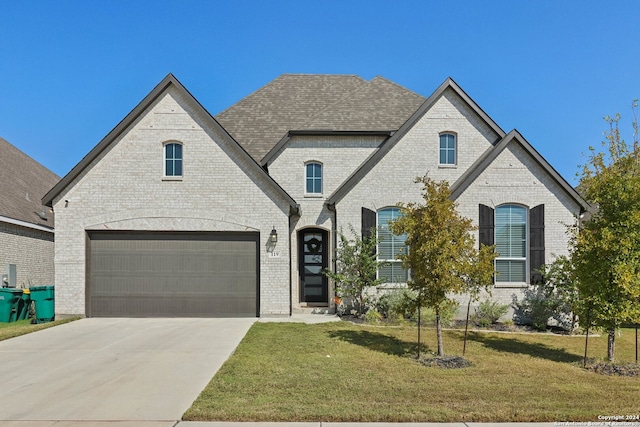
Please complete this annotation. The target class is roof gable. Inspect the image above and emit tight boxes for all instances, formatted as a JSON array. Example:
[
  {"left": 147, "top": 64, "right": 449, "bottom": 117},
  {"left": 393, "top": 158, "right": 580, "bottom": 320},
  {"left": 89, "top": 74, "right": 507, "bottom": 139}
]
[
  {"left": 43, "top": 74, "right": 299, "bottom": 214},
  {"left": 0, "top": 137, "right": 58, "bottom": 229},
  {"left": 327, "top": 77, "right": 506, "bottom": 205},
  {"left": 450, "top": 129, "right": 589, "bottom": 210}
]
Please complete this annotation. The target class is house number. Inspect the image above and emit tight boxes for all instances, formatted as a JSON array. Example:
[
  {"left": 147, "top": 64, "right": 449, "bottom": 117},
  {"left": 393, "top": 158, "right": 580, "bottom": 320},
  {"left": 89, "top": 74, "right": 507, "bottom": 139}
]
[{"left": 269, "top": 251, "right": 281, "bottom": 258}]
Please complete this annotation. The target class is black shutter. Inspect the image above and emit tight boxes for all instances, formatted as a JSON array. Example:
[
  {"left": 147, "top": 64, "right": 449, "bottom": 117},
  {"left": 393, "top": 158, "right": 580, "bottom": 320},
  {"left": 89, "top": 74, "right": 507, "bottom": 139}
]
[
  {"left": 361, "top": 207, "right": 377, "bottom": 240},
  {"left": 529, "top": 204, "right": 545, "bottom": 285},
  {"left": 479, "top": 204, "right": 494, "bottom": 247}
]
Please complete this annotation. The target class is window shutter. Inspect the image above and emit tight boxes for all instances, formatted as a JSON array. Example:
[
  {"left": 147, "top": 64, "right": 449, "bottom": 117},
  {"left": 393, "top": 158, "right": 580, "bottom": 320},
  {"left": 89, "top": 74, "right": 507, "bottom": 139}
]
[
  {"left": 479, "top": 204, "right": 494, "bottom": 247},
  {"left": 361, "top": 207, "right": 377, "bottom": 240},
  {"left": 529, "top": 204, "right": 545, "bottom": 285}
]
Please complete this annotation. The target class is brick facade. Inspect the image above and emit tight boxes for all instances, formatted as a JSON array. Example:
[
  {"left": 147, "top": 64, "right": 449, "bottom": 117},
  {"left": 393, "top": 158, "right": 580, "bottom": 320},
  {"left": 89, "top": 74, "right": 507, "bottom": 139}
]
[
  {"left": 48, "top": 75, "right": 585, "bottom": 320},
  {"left": 51, "top": 87, "right": 292, "bottom": 315},
  {"left": 0, "top": 222, "right": 54, "bottom": 288}
]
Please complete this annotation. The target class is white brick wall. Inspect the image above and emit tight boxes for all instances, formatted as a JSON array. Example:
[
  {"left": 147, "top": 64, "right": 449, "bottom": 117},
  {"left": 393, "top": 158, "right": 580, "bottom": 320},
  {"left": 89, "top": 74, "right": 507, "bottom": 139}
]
[
  {"left": 0, "top": 223, "right": 54, "bottom": 287},
  {"left": 334, "top": 88, "right": 581, "bottom": 319},
  {"left": 52, "top": 87, "right": 292, "bottom": 316},
  {"left": 267, "top": 134, "right": 383, "bottom": 311}
]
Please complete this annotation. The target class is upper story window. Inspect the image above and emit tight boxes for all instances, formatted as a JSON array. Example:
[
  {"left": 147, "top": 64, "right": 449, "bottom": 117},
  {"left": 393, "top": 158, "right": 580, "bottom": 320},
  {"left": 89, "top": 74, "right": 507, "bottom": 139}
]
[
  {"left": 305, "top": 162, "right": 322, "bottom": 195},
  {"left": 165, "top": 142, "right": 183, "bottom": 177},
  {"left": 439, "top": 133, "right": 457, "bottom": 165},
  {"left": 377, "top": 207, "right": 408, "bottom": 283},
  {"left": 495, "top": 204, "right": 527, "bottom": 283}
]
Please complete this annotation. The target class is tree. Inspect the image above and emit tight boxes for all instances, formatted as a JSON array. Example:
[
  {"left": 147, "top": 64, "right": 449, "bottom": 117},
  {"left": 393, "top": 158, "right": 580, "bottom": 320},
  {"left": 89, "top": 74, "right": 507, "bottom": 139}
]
[
  {"left": 390, "top": 175, "right": 481, "bottom": 357},
  {"left": 324, "top": 225, "right": 386, "bottom": 315},
  {"left": 571, "top": 105, "right": 640, "bottom": 362}
]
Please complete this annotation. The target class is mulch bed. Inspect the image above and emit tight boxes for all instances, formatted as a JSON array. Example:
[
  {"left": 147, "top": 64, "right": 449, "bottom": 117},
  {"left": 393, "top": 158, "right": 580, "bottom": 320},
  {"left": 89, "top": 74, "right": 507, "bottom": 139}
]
[
  {"left": 418, "top": 355, "right": 472, "bottom": 369},
  {"left": 583, "top": 361, "right": 640, "bottom": 377}
]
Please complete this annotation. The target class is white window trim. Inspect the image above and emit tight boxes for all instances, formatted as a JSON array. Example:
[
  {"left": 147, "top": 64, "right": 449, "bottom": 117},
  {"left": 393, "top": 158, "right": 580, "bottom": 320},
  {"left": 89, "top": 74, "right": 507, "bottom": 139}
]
[
  {"left": 438, "top": 132, "right": 457, "bottom": 167},
  {"left": 376, "top": 207, "right": 409, "bottom": 284},
  {"left": 163, "top": 141, "right": 184, "bottom": 180},
  {"left": 304, "top": 161, "right": 323, "bottom": 197},
  {"left": 494, "top": 204, "right": 529, "bottom": 286}
]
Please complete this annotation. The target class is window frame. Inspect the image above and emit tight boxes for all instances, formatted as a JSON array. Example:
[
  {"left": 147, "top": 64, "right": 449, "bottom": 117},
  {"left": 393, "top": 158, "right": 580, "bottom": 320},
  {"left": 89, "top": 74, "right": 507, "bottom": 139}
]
[
  {"left": 163, "top": 142, "right": 183, "bottom": 179},
  {"left": 304, "top": 161, "right": 323, "bottom": 196},
  {"left": 376, "top": 207, "right": 409, "bottom": 284},
  {"left": 494, "top": 204, "right": 528, "bottom": 285},
  {"left": 438, "top": 132, "right": 457, "bottom": 166}
]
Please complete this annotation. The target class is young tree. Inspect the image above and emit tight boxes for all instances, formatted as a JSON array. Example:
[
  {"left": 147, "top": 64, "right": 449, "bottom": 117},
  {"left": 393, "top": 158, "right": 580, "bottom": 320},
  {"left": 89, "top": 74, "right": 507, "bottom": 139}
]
[
  {"left": 571, "top": 106, "right": 640, "bottom": 362},
  {"left": 540, "top": 255, "right": 580, "bottom": 333},
  {"left": 390, "top": 175, "right": 480, "bottom": 357},
  {"left": 324, "top": 225, "right": 386, "bottom": 315}
]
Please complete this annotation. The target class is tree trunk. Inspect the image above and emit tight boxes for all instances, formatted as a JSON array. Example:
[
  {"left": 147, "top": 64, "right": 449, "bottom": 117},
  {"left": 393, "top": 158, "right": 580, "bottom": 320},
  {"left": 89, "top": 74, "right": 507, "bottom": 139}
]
[
  {"left": 436, "top": 309, "right": 444, "bottom": 357},
  {"left": 463, "top": 298, "right": 471, "bottom": 356},
  {"left": 607, "top": 328, "right": 616, "bottom": 363}
]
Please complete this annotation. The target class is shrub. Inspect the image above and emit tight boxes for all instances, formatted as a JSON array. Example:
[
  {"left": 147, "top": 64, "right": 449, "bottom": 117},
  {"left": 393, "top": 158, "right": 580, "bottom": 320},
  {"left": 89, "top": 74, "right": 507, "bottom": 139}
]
[
  {"left": 472, "top": 299, "right": 509, "bottom": 327},
  {"left": 375, "top": 289, "right": 413, "bottom": 321},
  {"left": 364, "top": 309, "right": 383, "bottom": 324},
  {"left": 513, "top": 284, "right": 560, "bottom": 331},
  {"left": 418, "top": 300, "right": 459, "bottom": 328}
]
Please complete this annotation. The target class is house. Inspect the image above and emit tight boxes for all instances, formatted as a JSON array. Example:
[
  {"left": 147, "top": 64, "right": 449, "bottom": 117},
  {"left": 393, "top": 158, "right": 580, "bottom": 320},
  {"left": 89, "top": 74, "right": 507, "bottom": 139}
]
[
  {"left": 0, "top": 137, "right": 58, "bottom": 288},
  {"left": 42, "top": 74, "right": 588, "bottom": 317}
]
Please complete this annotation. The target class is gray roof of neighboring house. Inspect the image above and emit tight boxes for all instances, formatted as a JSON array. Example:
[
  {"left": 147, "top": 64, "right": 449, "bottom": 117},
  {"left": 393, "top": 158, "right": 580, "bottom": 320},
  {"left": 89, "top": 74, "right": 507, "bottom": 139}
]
[
  {"left": 215, "top": 74, "right": 426, "bottom": 161},
  {"left": 0, "top": 137, "right": 59, "bottom": 229}
]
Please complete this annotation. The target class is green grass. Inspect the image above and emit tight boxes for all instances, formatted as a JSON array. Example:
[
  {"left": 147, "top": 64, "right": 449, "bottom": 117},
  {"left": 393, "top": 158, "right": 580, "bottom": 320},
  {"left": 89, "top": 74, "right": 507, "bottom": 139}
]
[
  {"left": 184, "top": 322, "right": 640, "bottom": 422},
  {"left": 0, "top": 317, "right": 80, "bottom": 341}
]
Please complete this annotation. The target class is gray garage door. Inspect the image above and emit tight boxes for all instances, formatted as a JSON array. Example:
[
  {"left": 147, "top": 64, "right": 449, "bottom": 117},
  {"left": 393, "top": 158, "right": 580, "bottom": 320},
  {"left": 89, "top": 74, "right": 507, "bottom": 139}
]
[{"left": 87, "top": 231, "right": 259, "bottom": 317}]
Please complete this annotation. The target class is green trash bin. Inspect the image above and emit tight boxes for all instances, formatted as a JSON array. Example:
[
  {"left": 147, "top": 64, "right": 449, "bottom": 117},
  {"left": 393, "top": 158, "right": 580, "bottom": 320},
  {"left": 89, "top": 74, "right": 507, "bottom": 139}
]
[
  {"left": 17, "top": 289, "right": 32, "bottom": 321},
  {"left": 0, "top": 288, "right": 23, "bottom": 323},
  {"left": 29, "top": 286, "right": 55, "bottom": 323}
]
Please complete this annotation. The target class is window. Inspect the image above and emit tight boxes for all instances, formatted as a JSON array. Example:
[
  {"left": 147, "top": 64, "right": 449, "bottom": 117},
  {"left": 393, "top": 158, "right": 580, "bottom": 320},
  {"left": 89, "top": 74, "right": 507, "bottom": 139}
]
[
  {"left": 165, "top": 143, "right": 183, "bottom": 177},
  {"left": 377, "top": 207, "right": 408, "bottom": 283},
  {"left": 305, "top": 162, "right": 322, "bottom": 194},
  {"left": 495, "top": 204, "right": 527, "bottom": 283},
  {"left": 439, "top": 133, "right": 456, "bottom": 165}
]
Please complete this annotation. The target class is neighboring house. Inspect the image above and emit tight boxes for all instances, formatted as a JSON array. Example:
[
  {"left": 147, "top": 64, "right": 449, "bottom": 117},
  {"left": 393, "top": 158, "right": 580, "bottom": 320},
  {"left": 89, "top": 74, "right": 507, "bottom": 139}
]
[
  {"left": 0, "top": 137, "right": 58, "bottom": 288},
  {"left": 43, "top": 74, "right": 588, "bottom": 318}
]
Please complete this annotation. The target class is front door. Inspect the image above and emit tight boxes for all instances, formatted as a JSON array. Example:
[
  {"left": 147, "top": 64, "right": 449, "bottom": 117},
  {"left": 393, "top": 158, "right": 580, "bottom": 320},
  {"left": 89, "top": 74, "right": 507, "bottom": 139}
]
[{"left": 299, "top": 229, "right": 328, "bottom": 303}]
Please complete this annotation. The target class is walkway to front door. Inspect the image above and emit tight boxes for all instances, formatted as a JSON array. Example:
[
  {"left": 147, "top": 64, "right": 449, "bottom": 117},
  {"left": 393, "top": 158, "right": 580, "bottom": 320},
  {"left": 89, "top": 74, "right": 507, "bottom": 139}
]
[{"left": 299, "top": 228, "right": 328, "bottom": 304}]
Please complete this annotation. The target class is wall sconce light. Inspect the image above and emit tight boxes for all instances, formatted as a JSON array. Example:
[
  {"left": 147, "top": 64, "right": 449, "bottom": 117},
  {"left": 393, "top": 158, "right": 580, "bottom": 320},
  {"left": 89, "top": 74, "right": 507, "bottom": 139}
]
[{"left": 270, "top": 227, "right": 278, "bottom": 243}]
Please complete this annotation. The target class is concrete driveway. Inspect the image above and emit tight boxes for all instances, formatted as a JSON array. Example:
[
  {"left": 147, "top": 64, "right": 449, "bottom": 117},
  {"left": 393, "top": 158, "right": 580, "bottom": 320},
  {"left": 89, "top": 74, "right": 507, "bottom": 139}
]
[{"left": 0, "top": 317, "right": 256, "bottom": 423}]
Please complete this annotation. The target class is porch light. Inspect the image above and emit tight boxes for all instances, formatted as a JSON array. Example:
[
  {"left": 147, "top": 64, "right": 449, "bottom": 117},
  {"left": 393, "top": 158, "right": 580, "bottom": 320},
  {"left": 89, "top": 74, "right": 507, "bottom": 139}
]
[{"left": 270, "top": 227, "right": 278, "bottom": 243}]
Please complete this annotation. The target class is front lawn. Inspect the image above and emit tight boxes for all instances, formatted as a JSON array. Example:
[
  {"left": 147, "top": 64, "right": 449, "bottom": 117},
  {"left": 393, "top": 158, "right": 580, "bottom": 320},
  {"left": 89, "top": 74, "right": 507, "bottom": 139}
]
[
  {"left": 0, "top": 317, "right": 80, "bottom": 341},
  {"left": 184, "top": 322, "right": 640, "bottom": 422}
]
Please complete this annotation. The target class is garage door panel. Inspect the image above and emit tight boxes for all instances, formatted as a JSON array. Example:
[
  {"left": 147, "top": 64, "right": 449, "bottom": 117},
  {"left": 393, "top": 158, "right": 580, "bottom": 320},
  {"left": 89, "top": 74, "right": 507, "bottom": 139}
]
[{"left": 88, "top": 231, "right": 259, "bottom": 317}]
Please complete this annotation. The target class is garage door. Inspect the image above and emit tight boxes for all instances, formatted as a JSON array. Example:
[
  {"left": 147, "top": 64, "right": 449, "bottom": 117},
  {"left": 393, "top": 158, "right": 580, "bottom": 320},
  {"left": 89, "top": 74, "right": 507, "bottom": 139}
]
[{"left": 87, "top": 231, "right": 258, "bottom": 317}]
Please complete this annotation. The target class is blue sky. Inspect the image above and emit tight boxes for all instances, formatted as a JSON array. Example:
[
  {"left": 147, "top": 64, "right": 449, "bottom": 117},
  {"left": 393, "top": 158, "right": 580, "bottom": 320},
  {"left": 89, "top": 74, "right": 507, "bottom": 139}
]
[{"left": 1, "top": 1, "right": 639, "bottom": 184}]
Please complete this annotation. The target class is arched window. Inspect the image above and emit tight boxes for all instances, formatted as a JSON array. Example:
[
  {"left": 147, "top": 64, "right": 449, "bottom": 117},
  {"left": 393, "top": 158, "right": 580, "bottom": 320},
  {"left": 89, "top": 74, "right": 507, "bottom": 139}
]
[
  {"left": 495, "top": 204, "right": 527, "bottom": 282},
  {"left": 439, "top": 133, "right": 456, "bottom": 165},
  {"left": 377, "top": 207, "right": 408, "bottom": 283},
  {"left": 164, "top": 142, "right": 183, "bottom": 177},
  {"left": 305, "top": 162, "right": 322, "bottom": 194}
]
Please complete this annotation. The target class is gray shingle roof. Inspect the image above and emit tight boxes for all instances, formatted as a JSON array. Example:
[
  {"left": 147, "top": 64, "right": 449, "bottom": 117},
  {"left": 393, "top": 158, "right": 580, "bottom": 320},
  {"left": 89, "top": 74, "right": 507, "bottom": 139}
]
[
  {"left": 0, "top": 137, "right": 59, "bottom": 228},
  {"left": 215, "top": 74, "right": 425, "bottom": 161}
]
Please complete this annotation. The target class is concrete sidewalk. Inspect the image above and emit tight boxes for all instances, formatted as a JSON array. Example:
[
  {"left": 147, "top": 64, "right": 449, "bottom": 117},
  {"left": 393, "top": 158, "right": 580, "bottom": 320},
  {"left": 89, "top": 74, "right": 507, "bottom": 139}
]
[{"left": 0, "top": 421, "right": 561, "bottom": 426}]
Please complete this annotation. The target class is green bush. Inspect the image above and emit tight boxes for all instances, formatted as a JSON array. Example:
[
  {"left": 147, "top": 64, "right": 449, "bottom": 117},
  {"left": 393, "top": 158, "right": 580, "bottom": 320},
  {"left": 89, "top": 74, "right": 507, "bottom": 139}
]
[
  {"left": 364, "top": 309, "right": 383, "bottom": 324},
  {"left": 375, "top": 289, "right": 414, "bottom": 321},
  {"left": 472, "top": 299, "right": 510, "bottom": 327},
  {"left": 513, "top": 285, "right": 559, "bottom": 331},
  {"left": 418, "top": 300, "right": 459, "bottom": 328}
]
